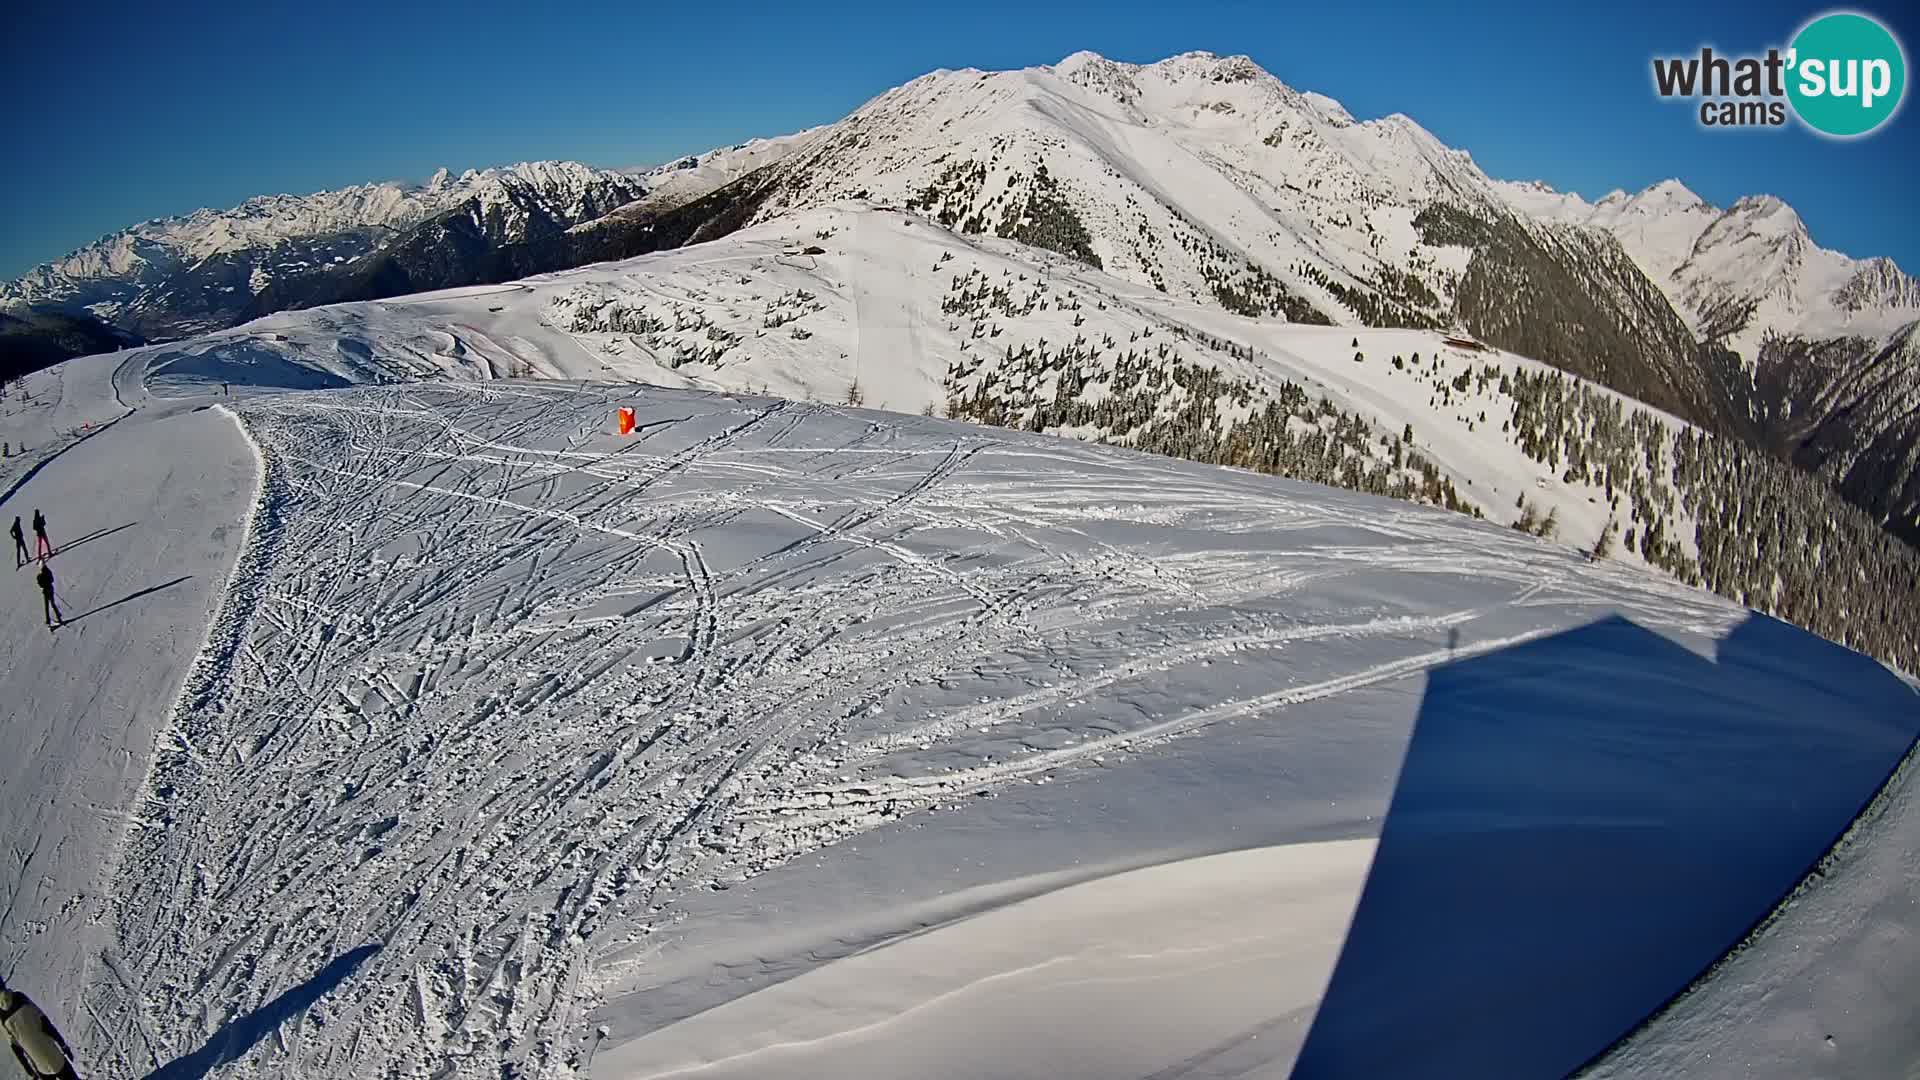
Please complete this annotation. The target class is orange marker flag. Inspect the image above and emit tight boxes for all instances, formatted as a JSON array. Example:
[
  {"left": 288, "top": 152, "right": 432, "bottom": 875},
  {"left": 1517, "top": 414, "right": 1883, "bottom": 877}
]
[{"left": 617, "top": 407, "right": 636, "bottom": 435}]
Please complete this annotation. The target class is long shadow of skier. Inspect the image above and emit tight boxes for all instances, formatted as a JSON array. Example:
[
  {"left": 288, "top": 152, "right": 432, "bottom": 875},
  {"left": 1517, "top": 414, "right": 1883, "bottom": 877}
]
[
  {"left": 49, "top": 521, "right": 137, "bottom": 557},
  {"left": 1290, "top": 612, "right": 1920, "bottom": 1080},
  {"left": 59, "top": 576, "right": 191, "bottom": 627},
  {"left": 140, "top": 943, "right": 381, "bottom": 1080}
]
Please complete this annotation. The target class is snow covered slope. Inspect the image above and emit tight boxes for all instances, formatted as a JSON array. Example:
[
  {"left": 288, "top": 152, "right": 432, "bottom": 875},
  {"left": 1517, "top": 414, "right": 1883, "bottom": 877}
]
[
  {"left": 609, "top": 51, "right": 1913, "bottom": 542},
  {"left": 0, "top": 162, "right": 648, "bottom": 340},
  {"left": 3, "top": 45, "right": 1917, "bottom": 1080},
  {"left": 0, "top": 349, "right": 142, "bottom": 502},
  {"left": 0, "top": 358, "right": 257, "bottom": 1036},
  {"left": 105, "top": 201, "right": 1920, "bottom": 672},
  {"left": 593, "top": 840, "right": 1377, "bottom": 1079},
  {"left": 106, "top": 206, "right": 1640, "bottom": 557},
  {"left": 593, "top": 50, "right": 1726, "bottom": 428},
  {"left": 739, "top": 47, "right": 1516, "bottom": 315},
  {"left": 621, "top": 130, "right": 823, "bottom": 213},
  {"left": 0, "top": 50, "right": 1816, "bottom": 431},
  {"left": 2, "top": 357, "right": 1908, "bottom": 1079}
]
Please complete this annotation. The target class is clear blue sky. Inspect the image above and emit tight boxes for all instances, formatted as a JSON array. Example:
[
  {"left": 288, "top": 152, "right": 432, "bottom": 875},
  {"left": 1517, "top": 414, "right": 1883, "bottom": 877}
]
[{"left": 3, "top": 0, "right": 1915, "bottom": 279}]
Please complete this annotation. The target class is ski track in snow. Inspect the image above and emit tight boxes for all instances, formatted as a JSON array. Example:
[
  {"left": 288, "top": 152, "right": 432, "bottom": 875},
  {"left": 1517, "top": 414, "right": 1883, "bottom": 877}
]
[{"left": 60, "top": 376, "right": 1753, "bottom": 1079}]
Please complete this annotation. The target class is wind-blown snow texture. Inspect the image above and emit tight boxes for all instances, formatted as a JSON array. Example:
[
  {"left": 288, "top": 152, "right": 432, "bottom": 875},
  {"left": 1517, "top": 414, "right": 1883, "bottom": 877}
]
[
  {"left": 1, "top": 353, "right": 1913, "bottom": 1079},
  {"left": 595, "top": 840, "right": 1376, "bottom": 1079}
]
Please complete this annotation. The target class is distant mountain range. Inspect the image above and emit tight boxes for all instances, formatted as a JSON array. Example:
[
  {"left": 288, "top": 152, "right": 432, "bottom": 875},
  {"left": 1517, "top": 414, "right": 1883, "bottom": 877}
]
[
  {"left": 4, "top": 50, "right": 1916, "bottom": 542},
  {"left": 1, "top": 161, "right": 653, "bottom": 343},
  {"left": 1506, "top": 179, "right": 1920, "bottom": 535}
]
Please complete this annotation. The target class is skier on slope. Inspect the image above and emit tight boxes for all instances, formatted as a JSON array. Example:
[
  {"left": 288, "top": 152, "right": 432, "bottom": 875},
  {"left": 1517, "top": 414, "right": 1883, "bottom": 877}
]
[
  {"left": 30, "top": 509, "right": 50, "bottom": 561},
  {"left": 0, "top": 978, "right": 80, "bottom": 1080},
  {"left": 37, "top": 562, "right": 62, "bottom": 629},
  {"left": 9, "top": 516, "right": 25, "bottom": 569}
]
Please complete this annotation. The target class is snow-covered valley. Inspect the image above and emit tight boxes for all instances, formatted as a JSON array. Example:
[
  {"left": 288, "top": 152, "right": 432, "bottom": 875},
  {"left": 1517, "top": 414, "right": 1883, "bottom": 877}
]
[{"left": 0, "top": 343, "right": 1915, "bottom": 1078}]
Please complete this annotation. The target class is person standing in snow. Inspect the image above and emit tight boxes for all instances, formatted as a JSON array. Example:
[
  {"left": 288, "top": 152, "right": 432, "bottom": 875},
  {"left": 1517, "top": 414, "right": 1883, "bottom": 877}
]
[
  {"left": 9, "top": 516, "right": 25, "bottom": 568},
  {"left": 0, "top": 978, "right": 79, "bottom": 1080},
  {"left": 37, "top": 562, "right": 62, "bottom": 628},
  {"left": 31, "top": 508, "right": 51, "bottom": 561}
]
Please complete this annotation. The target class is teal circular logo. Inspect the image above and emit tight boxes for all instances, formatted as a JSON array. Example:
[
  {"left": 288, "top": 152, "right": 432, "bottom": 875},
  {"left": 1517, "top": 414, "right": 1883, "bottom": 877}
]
[{"left": 1787, "top": 12, "right": 1907, "bottom": 136}]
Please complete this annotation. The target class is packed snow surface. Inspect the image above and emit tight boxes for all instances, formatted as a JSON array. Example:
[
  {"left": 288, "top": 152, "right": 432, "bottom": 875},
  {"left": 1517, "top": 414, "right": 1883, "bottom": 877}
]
[
  {"left": 0, "top": 349, "right": 1912, "bottom": 1079},
  {"left": 0, "top": 353, "right": 257, "bottom": 1033}
]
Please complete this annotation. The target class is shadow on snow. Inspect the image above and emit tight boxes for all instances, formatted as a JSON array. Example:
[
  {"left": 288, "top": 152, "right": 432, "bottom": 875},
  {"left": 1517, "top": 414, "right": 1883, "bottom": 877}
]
[
  {"left": 144, "top": 342, "right": 354, "bottom": 397},
  {"left": 141, "top": 943, "right": 381, "bottom": 1080},
  {"left": 51, "top": 520, "right": 138, "bottom": 558},
  {"left": 1292, "top": 612, "right": 1920, "bottom": 1079},
  {"left": 61, "top": 576, "right": 192, "bottom": 627}
]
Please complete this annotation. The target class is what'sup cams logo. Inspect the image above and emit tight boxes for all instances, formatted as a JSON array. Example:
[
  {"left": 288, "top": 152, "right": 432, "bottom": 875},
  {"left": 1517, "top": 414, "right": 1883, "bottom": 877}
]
[{"left": 1652, "top": 10, "right": 1907, "bottom": 136}]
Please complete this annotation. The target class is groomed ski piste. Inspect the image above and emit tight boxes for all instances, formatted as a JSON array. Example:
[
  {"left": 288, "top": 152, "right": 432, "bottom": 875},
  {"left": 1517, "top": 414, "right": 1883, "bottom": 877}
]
[{"left": 2, "top": 292, "right": 1918, "bottom": 1076}]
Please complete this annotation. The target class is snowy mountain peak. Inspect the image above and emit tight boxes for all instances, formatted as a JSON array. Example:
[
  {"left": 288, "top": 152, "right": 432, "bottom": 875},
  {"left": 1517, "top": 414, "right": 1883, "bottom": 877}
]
[
  {"left": 13, "top": 47, "right": 1916, "bottom": 437},
  {"left": 1370, "top": 112, "right": 1464, "bottom": 159},
  {"left": 1144, "top": 50, "right": 1263, "bottom": 83},
  {"left": 1629, "top": 179, "right": 1710, "bottom": 214},
  {"left": 1051, "top": 50, "right": 1143, "bottom": 99},
  {"left": 1052, "top": 49, "right": 1117, "bottom": 76},
  {"left": 1300, "top": 90, "right": 1357, "bottom": 126},
  {"left": 1050, "top": 50, "right": 1293, "bottom": 102},
  {"left": 1728, "top": 192, "right": 1795, "bottom": 221},
  {"left": 1698, "top": 195, "right": 1811, "bottom": 277},
  {"left": 1490, "top": 166, "right": 1914, "bottom": 367}
]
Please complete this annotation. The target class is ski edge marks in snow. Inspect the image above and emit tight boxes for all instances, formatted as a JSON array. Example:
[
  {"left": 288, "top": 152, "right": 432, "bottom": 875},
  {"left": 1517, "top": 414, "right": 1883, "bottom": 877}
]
[{"left": 94, "top": 405, "right": 275, "bottom": 1071}]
